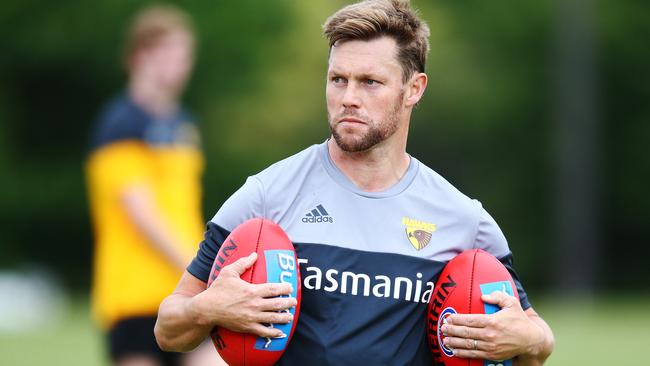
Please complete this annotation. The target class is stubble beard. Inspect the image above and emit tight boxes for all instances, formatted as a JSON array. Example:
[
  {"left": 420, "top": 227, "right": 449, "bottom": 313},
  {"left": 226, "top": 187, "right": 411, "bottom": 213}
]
[{"left": 329, "top": 92, "right": 404, "bottom": 153}]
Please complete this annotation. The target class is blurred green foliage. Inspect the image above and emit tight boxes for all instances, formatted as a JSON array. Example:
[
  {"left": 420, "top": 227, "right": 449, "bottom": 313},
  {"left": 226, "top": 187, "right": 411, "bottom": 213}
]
[{"left": 0, "top": 0, "right": 648, "bottom": 293}]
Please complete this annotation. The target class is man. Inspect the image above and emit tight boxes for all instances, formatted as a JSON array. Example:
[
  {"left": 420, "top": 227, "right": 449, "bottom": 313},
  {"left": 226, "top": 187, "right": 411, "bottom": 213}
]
[
  {"left": 155, "top": 1, "right": 555, "bottom": 364},
  {"left": 86, "top": 5, "right": 220, "bottom": 366}
]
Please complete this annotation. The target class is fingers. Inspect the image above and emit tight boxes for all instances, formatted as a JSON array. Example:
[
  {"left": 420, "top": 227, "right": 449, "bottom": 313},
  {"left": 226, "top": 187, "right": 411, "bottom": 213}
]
[
  {"left": 444, "top": 336, "right": 481, "bottom": 351},
  {"left": 446, "top": 342, "right": 506, "bottom": 362},
  {"left": 253, "top": 310, "right": 294, "bottom": 325},
  {"left": 448, "top": 347, "right": 491, "bottom": 360},
  {"left": 219, "top": 252, "right": 258, "bottom": 278},
  {"left": 446, "top": 313, "right": 490, "bottom": 328},
  {"left": 255, "top": 282, "right": 294, "bottom": 298},
  {"left": 441, "top": 322, "right": 486, "bottom": 340},
  {"left": 256, "top": 295, "right": 297, "bottom": 311},
  {"left": 441, "top": 316, "right": 491, "bottom": 351},
  {"left": 247, "top": 323, "right": 287, "bottom": 339},
  {"left": 443, "top": 336, "right": 502, "bottom": 360}
]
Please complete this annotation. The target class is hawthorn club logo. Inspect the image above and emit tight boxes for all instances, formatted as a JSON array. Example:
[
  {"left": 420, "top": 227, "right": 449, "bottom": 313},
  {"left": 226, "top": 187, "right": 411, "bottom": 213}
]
[{"left": 402, "top": 217, "right": 436, "bottom": 250}]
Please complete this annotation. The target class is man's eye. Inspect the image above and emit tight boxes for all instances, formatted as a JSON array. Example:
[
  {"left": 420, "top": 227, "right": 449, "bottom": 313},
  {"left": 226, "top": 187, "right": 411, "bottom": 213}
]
[
  {"left": 366, "top": 79, "right": 378, "bottom": 85},
  {"left": 332, "top": 77, "right": 345, "bottom": 84}
]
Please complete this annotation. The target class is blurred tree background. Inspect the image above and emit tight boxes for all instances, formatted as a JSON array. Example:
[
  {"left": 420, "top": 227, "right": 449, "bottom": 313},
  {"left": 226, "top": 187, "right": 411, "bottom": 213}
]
[{"left": 1, "top": 0, "right": 648, "bottom": 300}]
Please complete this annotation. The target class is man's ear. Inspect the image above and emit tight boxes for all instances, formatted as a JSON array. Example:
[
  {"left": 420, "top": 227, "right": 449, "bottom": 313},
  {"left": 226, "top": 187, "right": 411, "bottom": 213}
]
[{"left": 404, "top": 72, "right": 428, "bottom": 107}]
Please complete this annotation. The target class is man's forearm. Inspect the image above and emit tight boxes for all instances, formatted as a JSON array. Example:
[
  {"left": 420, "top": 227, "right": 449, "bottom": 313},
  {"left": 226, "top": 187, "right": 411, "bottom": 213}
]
[
  {"left": 515, "top": 312, "right": 555, "bottom": 366},
  {"left": 155, "top": 292, "right": 213, "bottom": 352}
]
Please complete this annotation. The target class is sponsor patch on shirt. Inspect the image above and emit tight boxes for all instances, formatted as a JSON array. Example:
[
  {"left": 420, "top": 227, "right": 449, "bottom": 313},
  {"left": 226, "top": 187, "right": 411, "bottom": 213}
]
[{"left": 403, "top": 217, "right": 436, "bottom": 250}]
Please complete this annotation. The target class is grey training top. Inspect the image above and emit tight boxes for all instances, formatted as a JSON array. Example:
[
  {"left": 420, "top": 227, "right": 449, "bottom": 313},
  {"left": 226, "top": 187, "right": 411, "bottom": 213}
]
[{"left": 188, "top": 141, "right": 530, "bottom": 365}]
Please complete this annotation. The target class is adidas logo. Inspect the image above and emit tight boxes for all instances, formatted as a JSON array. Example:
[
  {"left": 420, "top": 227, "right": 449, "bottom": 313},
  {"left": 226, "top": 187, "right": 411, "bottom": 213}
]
[{"left": 302, "top": 204, "right": 333, "bottom": 223}]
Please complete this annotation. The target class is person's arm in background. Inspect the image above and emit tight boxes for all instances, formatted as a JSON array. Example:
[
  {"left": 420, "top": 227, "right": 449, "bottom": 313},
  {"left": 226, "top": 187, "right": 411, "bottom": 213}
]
[
  {"left": 154, "top": 252, "right": 296, "bottom": 351},
  {"left": 121, "top": 183, "right": 193, "bottom": 270}
]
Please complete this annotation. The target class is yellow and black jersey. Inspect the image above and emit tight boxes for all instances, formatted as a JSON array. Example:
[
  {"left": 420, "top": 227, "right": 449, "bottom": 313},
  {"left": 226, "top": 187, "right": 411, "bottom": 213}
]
[{"left": 86, "top": 94, "right": 204, "bottom": 330}]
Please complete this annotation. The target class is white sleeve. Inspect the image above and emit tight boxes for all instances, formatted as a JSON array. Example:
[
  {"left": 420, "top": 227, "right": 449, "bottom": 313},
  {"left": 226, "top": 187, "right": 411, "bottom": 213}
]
[
  {"left": 211, "top": 176, "right": 266, "bottom": 231},
  {"left": 473, "top": 200, "right": 510, "bottom": 258},
  {"left": 187, "top": 176, "right": 266, "bottom": 281}
]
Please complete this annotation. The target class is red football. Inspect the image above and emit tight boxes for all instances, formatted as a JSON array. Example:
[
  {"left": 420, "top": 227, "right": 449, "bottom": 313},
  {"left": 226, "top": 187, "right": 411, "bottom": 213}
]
[
  {"left": 206, "top": 218, "right": 301, "bottom": 366},
  {"left": 426, "top": 249, "right": 519, "bottom": 366}
]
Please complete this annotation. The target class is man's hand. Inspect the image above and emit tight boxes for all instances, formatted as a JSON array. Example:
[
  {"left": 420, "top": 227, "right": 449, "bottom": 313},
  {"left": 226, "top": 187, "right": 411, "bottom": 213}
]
[
  {"left": 440, "top": 291, "right": 546, "bottom": 362},
  {"left": 187, "top": 252, "right": 297, "bottom": 339}
]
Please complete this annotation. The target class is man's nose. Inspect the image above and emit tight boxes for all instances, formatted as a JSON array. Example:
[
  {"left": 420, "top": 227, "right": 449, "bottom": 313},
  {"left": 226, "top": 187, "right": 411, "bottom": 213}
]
[{"left": 341, "top": 83, "right": 361, "bottom": 108}]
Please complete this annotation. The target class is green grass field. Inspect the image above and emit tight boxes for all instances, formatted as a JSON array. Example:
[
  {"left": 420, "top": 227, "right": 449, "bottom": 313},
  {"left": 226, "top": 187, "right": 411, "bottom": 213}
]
[
  {"left": 0, "top": 296, "right": 648, "bottom": 365},
  {"left": 535, "top": 296, "right": 650, "bottom": 365},
  {"left": 0, "top": 298, "right": 107, "bottom": 366}
]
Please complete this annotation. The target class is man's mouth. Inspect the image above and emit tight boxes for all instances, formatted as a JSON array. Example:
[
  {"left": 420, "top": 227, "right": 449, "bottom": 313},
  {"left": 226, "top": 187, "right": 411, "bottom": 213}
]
[{"left": 338, "top": 117, "right": 365, "bottom": 124}]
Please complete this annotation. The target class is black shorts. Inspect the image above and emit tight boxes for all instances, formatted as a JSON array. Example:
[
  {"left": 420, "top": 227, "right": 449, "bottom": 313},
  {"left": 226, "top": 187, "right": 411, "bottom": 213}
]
[{"left": 108, "top": 316, "right": 182, "bottom": 366}]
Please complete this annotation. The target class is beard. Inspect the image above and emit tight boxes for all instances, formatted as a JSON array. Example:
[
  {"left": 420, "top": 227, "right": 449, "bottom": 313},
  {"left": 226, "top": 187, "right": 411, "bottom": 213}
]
[{"left": 329, "top": 92, "right": 404, "bottom": 153}]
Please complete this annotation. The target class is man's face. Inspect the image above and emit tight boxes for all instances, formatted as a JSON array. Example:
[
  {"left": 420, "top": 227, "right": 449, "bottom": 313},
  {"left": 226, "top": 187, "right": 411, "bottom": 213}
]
[
  {"left": 326, "top": 36, "right": 407, "bottom": 152},
  {"left": 134, "top": 30, "right": 194, "bottom": 95}
]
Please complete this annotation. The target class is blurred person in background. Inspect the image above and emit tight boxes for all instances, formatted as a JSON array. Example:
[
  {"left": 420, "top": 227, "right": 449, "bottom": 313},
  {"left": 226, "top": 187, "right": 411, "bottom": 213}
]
[{"left": 85, "top": 4, "right": 222, "bottom": 366}]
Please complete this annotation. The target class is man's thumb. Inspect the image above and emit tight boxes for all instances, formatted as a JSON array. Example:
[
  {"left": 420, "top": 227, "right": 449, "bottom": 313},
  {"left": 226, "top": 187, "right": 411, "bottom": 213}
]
[
  {"left": 220, "top": 252, "right": 257, "bottom": 278},
  {"left": 482, "top": 289, "right": 517, "bottom": 308}
]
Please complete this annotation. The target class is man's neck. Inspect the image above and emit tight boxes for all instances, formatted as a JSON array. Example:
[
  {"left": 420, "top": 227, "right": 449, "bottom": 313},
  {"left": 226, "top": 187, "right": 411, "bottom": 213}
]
[
  {"left": 327, "top": 137, "right": 410, "bottom": 192},
  {"left": 128, "top": 78, "right": 178, "bottom": 118}
]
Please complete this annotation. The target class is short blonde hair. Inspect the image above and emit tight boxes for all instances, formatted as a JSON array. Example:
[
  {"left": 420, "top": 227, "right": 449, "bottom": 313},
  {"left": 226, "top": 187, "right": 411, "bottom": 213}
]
[
  {"left": 323, "top": 0, "right": 430, "bottom": 82},
  {"left": 123, "top": 4, "right": 195, "bottom": 64}
]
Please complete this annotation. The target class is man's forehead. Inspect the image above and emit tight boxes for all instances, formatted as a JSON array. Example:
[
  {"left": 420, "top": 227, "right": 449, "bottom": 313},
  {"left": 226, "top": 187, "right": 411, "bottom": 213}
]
[{"left": 328, "top": 36, "right": 401, "bottom": 73}]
